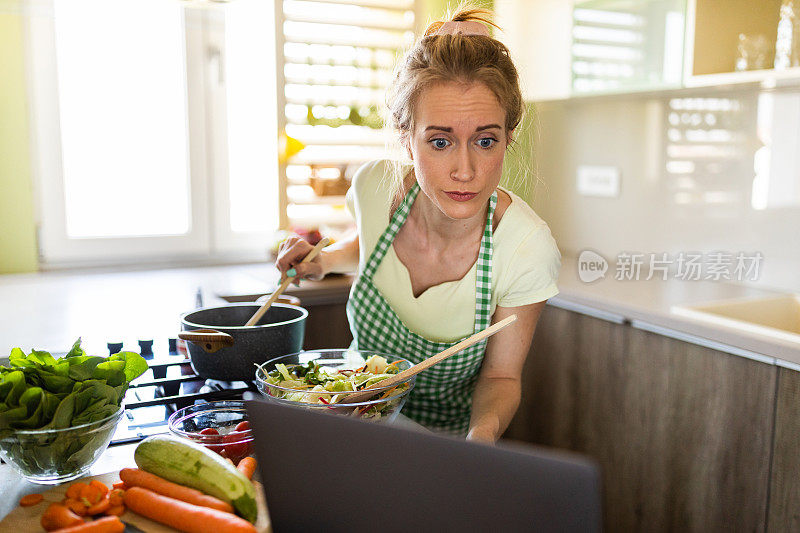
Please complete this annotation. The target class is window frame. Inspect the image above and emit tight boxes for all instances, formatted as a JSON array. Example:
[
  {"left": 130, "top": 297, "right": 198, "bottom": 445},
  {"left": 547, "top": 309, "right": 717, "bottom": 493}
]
[{"left": 24, "top": 1, "right": 280, "bottom": 268}]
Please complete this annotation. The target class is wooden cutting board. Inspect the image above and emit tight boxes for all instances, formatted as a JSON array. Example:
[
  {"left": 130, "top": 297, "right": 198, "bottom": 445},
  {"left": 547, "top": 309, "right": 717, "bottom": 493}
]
[{"left": 0, "top": 469, "right": 271, "bottom": 532}]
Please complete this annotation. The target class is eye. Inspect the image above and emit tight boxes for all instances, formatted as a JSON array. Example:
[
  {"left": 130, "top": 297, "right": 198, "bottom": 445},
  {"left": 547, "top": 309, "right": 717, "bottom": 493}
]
[
  {"left": 478, "top": 138, "right": 497, "bottom": 149},
  {"left": 430, "top": 138, "right": 450, "bottom": 150}
]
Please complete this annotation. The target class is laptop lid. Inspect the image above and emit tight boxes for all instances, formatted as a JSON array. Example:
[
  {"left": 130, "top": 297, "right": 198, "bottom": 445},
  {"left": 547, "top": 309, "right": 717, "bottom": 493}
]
[{"left": 245, "top": 400, "right": 602, "bottom": 533}]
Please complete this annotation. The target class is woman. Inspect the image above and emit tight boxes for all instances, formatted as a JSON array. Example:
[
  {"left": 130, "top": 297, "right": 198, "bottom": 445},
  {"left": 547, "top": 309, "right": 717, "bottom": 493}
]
[{"left": 276, "top": 8, "right": 561, "bottom": 442}]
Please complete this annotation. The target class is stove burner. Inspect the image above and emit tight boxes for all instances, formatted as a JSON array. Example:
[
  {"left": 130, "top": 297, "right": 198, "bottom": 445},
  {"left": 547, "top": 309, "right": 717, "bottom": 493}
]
[{"left": 111, "top": 347, "right": 258, "bottom": 446}]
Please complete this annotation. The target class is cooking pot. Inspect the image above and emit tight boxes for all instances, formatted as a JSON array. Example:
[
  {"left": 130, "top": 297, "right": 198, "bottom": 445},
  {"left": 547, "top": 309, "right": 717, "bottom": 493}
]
[{"left": 180, "top": 303, "right": 307, "bottom": 381}]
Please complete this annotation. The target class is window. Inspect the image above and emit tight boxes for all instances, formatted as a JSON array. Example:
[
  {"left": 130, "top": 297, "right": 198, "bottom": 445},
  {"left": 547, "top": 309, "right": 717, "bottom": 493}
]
[
  {"left": 26, "top": 0, "right": 279, "bottom": 266},
  {"left": 25, "top": 0, "right": 416, "bottom": 267},
  {"left": 277, "top": 0, "right": 416, "bottom": 230}
]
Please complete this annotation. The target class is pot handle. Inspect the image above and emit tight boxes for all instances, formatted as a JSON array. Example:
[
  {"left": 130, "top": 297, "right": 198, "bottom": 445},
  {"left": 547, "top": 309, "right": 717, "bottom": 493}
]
[{"left": 178, "top": 329, "right": 234, "bottom": 354}]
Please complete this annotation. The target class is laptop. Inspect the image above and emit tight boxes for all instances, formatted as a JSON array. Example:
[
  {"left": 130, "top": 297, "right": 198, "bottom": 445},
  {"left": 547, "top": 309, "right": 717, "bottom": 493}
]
[{"left": 245, "top": 400, "right": 602, "bottom": 533}]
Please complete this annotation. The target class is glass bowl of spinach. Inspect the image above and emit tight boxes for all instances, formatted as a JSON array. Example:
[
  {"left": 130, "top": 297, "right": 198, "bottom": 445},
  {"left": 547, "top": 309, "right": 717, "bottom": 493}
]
[
  {"left": 0, "top": 405, "right": 124, "bottom": 484},
  {"left": 0, "top": 339, "right": 148, "bottom": 484}
]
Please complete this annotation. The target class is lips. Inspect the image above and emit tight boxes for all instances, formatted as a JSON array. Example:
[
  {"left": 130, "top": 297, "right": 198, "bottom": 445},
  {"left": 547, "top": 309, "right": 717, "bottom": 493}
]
[{"left": 444, "top": 191, "right": 478, "bottom": 202}]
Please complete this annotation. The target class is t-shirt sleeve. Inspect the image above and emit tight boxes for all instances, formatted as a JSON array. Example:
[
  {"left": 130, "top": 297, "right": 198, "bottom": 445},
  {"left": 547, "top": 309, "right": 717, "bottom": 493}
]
[{"left": 497, "top": 224, "right": 561, "bottom": 307}]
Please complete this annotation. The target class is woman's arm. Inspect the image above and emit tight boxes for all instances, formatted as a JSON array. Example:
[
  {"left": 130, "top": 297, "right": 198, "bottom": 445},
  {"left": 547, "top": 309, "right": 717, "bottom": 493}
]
[
  {"left": 275, "top": 229, "right": 360, "bottom": 280},
  {"left": 466, "top": 300, "right": 547, "bottom": 443}
]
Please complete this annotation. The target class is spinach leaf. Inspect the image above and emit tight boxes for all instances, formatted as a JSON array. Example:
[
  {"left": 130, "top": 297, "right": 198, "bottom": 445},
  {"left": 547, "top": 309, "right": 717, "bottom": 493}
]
[{"left": 0, "top": 339, "right": 148, "bottom": 432}]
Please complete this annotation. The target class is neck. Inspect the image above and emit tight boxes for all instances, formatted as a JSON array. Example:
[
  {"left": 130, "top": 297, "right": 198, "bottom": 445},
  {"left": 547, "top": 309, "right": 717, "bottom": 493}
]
[{"left": 411, "top": 190, "right": 487, "bottom": 245}]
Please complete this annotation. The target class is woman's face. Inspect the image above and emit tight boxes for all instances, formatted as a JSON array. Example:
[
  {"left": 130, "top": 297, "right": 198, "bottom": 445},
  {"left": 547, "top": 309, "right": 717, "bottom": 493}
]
[{"left": 407, "top": 81, "right": 509, "bottom": 221}]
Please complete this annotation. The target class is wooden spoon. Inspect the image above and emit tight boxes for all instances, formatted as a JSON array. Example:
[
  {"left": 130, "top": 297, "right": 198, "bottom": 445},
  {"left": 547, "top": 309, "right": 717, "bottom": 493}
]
[
  {"left": 178, "top": 329, "right": 235, "bottom": 353},
  {"left": 339, "top": 314, "right": 518, "bottom": 404},
  {"left": 245, "top": 237, "right": 330, "bottom": 327}
]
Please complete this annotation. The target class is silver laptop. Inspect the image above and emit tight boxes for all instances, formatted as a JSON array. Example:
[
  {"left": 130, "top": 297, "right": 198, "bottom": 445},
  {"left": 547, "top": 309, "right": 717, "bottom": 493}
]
[{"left": 245, "top": 400, "right": 602, "bottom": 533}]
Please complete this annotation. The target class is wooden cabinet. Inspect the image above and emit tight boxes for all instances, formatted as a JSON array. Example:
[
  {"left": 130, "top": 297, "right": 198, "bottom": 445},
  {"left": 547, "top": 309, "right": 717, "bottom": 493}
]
[
  {"left": 767, "top": 367, "right": 800, "bottom": 531},
  {"left": 505, "top": 304, "right": 778, "bottom": 532}
]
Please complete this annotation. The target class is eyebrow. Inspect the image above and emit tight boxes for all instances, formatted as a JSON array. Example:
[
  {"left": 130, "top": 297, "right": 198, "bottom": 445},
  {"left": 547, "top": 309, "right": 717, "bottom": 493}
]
[{"left": 424, "top": 124, "right": 502, "bottom": 132}]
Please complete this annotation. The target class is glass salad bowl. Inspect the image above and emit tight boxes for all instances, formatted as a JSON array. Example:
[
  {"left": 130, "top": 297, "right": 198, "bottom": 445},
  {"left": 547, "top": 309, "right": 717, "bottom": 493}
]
[
  {"left": 0, "top": 406, "right": 124, "bottom": 484},
  {"left": 255, "top": 349, "right": 416, "bottom": 423},
  {"left": 168, "top": 401, "right": 254, "bottom": 465}
]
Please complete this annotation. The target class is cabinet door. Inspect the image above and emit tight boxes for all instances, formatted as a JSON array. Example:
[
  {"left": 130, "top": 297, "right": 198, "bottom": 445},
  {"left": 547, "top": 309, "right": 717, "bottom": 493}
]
[
  {"left": 506, "top": 305, "right": 775, "bottom": 532},
  {"left": 767, "top": 367, "right": 800, "bottom": 532}
]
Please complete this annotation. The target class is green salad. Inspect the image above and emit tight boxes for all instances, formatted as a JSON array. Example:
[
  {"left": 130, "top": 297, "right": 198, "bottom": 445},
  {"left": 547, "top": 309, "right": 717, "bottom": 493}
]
[
  {"left": 263, "top": 354, "right": 410, "bottom": 419},
  {"left": 0, "top": 339, "right": 148, "bottom": 477}
]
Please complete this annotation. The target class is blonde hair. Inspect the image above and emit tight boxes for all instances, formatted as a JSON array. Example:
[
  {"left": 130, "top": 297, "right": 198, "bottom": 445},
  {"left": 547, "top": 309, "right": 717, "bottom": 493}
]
[{"left": 384, "top": 4, "right": 525, "bottom": 201}]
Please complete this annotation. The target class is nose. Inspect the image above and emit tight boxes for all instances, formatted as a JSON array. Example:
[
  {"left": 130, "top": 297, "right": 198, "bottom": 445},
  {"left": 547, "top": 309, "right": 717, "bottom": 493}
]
[{"left": 450, "top": 144, "right": 475, "bottom": 182}]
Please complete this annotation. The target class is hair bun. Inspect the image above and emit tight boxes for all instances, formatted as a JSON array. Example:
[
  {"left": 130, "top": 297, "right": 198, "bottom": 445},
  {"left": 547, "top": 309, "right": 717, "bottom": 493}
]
[{"left": 423, "top": 6, "right": 499, "bottom": 37}]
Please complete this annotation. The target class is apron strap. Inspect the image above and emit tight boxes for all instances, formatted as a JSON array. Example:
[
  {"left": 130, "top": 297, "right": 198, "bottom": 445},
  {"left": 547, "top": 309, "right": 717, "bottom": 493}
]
[
  {"left": 473, "top": 191, "right": 496, "bottom": 332},
  {"left": 361, "top": 183, "right": 420, "bottom": 279}
]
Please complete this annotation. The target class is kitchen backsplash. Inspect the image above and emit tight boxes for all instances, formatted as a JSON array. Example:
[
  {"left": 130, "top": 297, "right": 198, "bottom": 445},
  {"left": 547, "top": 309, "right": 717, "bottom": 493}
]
[{"left": 528, "top": 85, "right": 800, "bottom": 294}]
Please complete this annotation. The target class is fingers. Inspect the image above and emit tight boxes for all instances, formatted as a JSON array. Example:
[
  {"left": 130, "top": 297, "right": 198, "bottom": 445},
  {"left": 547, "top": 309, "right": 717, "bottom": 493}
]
[
  {"left": 288, "top": 262, "right": 324, "bottom": 282},
  {"left": 275, "top": 236, "right": 324, "bottom": 282}
]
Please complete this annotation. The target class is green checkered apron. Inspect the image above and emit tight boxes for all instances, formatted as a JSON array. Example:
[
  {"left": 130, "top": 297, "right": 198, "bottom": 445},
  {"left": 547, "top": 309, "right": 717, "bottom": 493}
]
[{"left": 346, "top": 183, "right": 496, "bottom": 435}]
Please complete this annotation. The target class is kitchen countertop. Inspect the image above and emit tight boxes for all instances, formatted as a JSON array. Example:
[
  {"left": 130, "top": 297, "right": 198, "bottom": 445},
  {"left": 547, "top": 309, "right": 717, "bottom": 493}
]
[
  {"left": 0, "top": 256, "right": 797, "bottom": 368},
  {"left": 0, "top": 263, "right": 352, "bottom": 357},
  {"left": 552, "top": 253, "right": 800, "bottom": 368}
]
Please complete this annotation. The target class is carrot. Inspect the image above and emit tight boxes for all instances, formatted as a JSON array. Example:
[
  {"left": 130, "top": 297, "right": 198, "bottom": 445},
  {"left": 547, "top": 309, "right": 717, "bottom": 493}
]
[
  {"left": 79, "top": 483, "right": 104, "bottom": 506},
  {"left": 63, "top": 498, "right": 88, "bottom": 517},
  {"left": 236, "top": 457, "right": 257, "bottom": 480},
  {"left": 89, "top": 480, "right": 109, "bottom": 496},
  {"left": 86, "top": 496, "right": 111, "bottom": 515},
  {"left": 108, "top": 490, "right": 125, "bottom": 507},
  {"left": 19, "top": 493, "right": 43, "bottom": 506},
  {"left": 48, "top": 515, "right": 124, "bottom": 533},
  {"left": 40, "top": 503, "right": 83, "bottom": 531},
  {"left": 123, "top": 487, "right": 257, "bottom": 533},
  {"left": 66, "top": 483, "right": 87, "bottom": 500},
  {"left": 111, "top": 482, "right": 127, "bottom": 490},
  {"left": 103, "top": 505, "right": 126, "bottom": 516},
  {"left": 119, "top": 468, "right": 234, "bottom": 514}
]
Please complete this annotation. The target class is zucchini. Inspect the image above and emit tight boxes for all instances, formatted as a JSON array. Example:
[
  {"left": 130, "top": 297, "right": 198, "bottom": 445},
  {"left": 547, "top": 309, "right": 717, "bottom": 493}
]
[{"left": 134, "top": 434, "right": 258, "bottom": 523}]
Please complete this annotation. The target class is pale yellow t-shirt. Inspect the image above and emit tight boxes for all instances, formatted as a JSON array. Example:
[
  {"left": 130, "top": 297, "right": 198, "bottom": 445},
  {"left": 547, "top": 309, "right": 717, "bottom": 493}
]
[{"left": 345, "top": 159, "right": 561, "bottom": 343}]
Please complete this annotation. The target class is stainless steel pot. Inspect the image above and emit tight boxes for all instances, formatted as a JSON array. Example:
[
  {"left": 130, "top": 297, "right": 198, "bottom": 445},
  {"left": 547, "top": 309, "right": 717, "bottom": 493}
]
[{"left": 180, "top": 303, "right": 307, "bottom": 381}]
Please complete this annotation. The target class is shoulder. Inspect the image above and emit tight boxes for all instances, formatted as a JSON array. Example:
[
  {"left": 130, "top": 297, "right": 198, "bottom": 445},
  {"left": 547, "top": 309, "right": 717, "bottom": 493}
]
[
  {"left": 494, "top": 187, "right": 560, "bottom": 266},
  {"left": 347, "top": 159, "right": 395, "bottom": 218},
  {"left": 493, "top": 188, "right": 561, "bottom": 305},
  {"left": 351, "top": 159, "right": 394, "bottom": 195}
]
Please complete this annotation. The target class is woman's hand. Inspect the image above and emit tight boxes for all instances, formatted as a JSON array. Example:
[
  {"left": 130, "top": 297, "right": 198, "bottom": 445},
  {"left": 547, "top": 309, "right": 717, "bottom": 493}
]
[
  {"left": 275, "top": 236, "right": 325, "bottom": 282},
  {"left": 466, "top": 424, "right": 497, "bottom": 443},
  {"left": 275, "top": 229, "right": 361, "bottom": 283}
]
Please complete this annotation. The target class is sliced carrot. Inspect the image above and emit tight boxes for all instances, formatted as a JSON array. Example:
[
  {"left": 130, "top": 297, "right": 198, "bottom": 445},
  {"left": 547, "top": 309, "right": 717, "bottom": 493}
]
[
  {"left": 86, "top": 496, "right": 111, "bottom": 515},
  {"left": 79, "top": 484, "right": 104, "bottom": 506},
  {"left": 40, "top": 503, "right": 83, "bottom": 532},
  {"left": 104, "top": 505, "right": 126, "bottom": 516},
  {"left": 111, "top": 482, "right": 127, "bottom": 490},
  {"left": 19, "top": 493, "right": 43, "bottom": 507},
  {"left": 119, "top": 468, "right": 233, "bottom": 514},
  {"left": 123, "top": 487, "right": 256, "bottom": 533},
  {"left": 64, "top": 498, "right": 88, "bottom": 517},
  {"left": 48, "top": 515, "right": 124, "bottom": 533},
  {"left": 89, "top": 480, "right": 109, "bottom": 496},
  {"left": 236, "top": 457, "right": 257, "bottom": 480},
  {"left": 108, "top": 490, "right": 125, "bottom": 507},
  {"left": 66, "top": 482, "right": 87, "bottom": 500}
]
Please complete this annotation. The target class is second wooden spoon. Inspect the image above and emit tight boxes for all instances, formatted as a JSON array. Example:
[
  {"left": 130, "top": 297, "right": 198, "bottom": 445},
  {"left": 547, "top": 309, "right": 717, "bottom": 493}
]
[{"left": 339, "top": 314, "right": 518, "bottom": 404}]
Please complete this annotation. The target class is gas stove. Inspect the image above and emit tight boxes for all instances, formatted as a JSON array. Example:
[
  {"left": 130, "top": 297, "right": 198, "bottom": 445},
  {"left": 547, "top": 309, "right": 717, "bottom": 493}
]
[{"left": 110, "top": 339, "right": 258, "bottom": 446}]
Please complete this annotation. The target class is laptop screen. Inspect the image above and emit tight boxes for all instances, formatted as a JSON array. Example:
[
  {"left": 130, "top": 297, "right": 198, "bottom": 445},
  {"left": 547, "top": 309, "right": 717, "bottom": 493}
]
[{"left": 245, "top": 400, "right": 601, "bottom": 533}]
